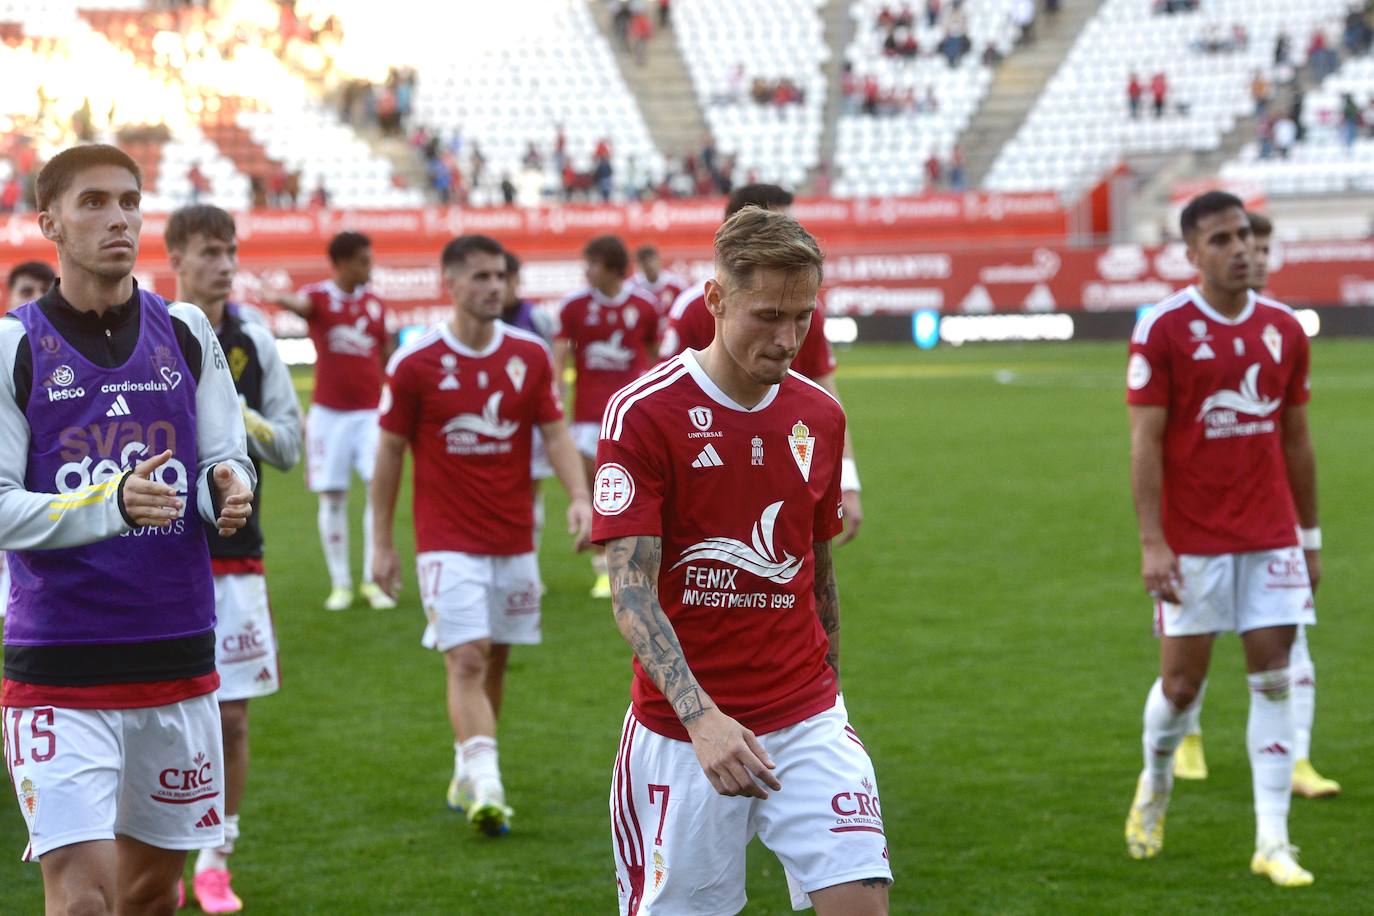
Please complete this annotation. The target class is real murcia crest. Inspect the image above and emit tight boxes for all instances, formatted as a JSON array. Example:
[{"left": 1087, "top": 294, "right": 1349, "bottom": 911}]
[
  {"left": 439, "top": 353, "right": 460, "bottom": 390},
  {"left": 506, "top": 355, "right": 527, "bottom": 391},
  {"left": 788, "top": 420, "right": 815, "bottom": 482},
  {"left": 1262, "top": 324, "right": 1282, "bottom": 364}
]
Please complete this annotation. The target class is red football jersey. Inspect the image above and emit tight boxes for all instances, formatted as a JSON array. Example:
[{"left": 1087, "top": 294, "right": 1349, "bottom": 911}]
[
  {"left": 592, "top": 351, "right": 846, "bottom": 741},
  {"left": 633, "top": 270, "right": 688, "bottom": 316},
  {"left": 557, "top": 286, "right": 659, "bottom": 423},
  {"left": 1127, "top": 286, "right": 1310, "bottom": 555},
  {"left": 658, "top": 281, "right": 838, "bottom": 381},
  {"left": 380, "top": 322, "right": 563, "bottom": 555},
  {"left": 303, "top": 280, "right": 389, "bottom": 410}
]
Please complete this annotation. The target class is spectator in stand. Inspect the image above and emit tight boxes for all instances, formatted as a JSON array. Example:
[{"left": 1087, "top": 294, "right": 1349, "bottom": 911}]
[
  {"left": 1343, "top": 7, "right": 1372, "bottom": 56},
  {"left": 612, "top": 0, "right": 632, "bottom": 50},
  {"left": 1340, "top": 94, "right": 1362, "bottom": 150},
  {"left": 841, "top": 62, "right": 860, "bottom": 114},
  {"left": 879, "top": 6, "right": 896, "bottom": 30},
  {"left": 1012, "top": 0, "right": 1035, "bottom": 43},
  {"left": 1273, "top": 114, "right": 1297, "bottom": 159},
  {"left": 0, "top": 172, "right": 21, "bottom": 213},
  {"left": 1308, "top": 29, "right": 1338, "bottom": 83},
  {"left": 500, "top": 174, "right": 517, "bottom": 206},
  {"left": 1273, "top": 30, "right": 1291, "bottom": 68},
  {"left": 896, "top": 4, "right": 914, "bottom": 28},
  {"left": 1250, "top": 70, "right": 1270, "bottom": 118},
  {"left": 594, "top": 152, "right": 614, "bottom": 202},
  {"left": 948, "top": 144, "right": 965, "bottom": 190},
  {"left": 1257, "top": 113, "right": 1275, "bottom": 160},
  {"left": 925, "top": 152, "right": 941, "bottom": 188},
  {"left": 187, "top": 162, "right": 211, "bottom": 203},
  {"left": 310, "top": 180, "right": 329, "bottom": 209},
  {"left": 1128, "top": 72, "right": 1144, "bottom": 119},
  {"left": 1150, "top": 71, "right": 1168, "bottom": 118},
  {"left": 925, "top": 0, "right": 940, "bottom": 28},
  {"left": 863, "top": 74, "right": 880, "bottom": 116},
  {"left": 523, "top": 142, "right": 542, "bottom": 170},
  {"left": 658, "top": 0, "right": 671, "bottom": 30},
  {"left": 629, "top": 9, "right": 652, "bottom": 66},
  {"left": 898, "top": 27, "right": 918, "bottom": 58}
]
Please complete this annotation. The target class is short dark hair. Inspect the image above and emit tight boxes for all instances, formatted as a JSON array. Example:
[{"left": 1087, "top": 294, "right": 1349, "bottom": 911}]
[
  {"left": 725, "top": 183, "right": 793, "bottom": 219},
  {"left": 36, "top": 144, "right": 142, "bottom": 211},
  {"left": 583, "top": 235, "right": 629, "bottom": 275},
  {"left": 504, "top": 250, "right": 521, "bottom": 274},
  {"left": 1180, "top": 190, "right": 1245, "bottom": 240},
  {"left": 635, "top": 244, "right": 659, "bottom": 264},
  {"left": 7, "top": 260, "right": 55, "bottom": 292},
  {"left": 1247, "top": 211, "right": 1273, "bottom": 238},
  {"left": 441, "top": 234, "right": 505, "bottom": 271},
  {"left": 164, "top": 204, "right": 236, "bottom": 253},
  {"left": 327, "top": 231, "right": 372, "bottom": 264}
]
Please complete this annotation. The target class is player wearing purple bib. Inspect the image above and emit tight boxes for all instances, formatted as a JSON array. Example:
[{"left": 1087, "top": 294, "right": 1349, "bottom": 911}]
[{"left": 0, "top": 145, "right": 254, "bottom": 915}]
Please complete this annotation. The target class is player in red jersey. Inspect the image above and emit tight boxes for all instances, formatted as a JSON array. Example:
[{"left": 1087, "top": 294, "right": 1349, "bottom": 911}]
[
  {"left": 270, "top": 232, "right": 393, "bottom": 611},
  {"left": 659, "top": 184, "right": 865, "bottom": 547},
  {"left": 1123, "top": 192, "right": 1321, "bottom": 887},
  {"left": 594, "top": 207, "right": 891, "bottom": 915},
  {"left": 554, "top": 235, "right": 659, "bottom": 598},
  {"left": 371, "top": 235, "right": 592, "bottom": 837},
  {"left": 1173, "top": 211, "right": 1340, "bottom": 799},
  {"left": 631, "top": 244, "right": 686, "bottom": 317}
]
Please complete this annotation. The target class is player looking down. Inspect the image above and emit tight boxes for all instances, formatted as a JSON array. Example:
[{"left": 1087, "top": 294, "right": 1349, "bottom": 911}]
[{"left": 594, "top": 207, "right": 892, "bottom": 914}]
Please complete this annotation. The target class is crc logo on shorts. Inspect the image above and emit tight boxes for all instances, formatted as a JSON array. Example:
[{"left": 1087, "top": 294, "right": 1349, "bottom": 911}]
[
  {"left": 152, "top": 751, "right": 219, "bottom": 805},
  {"left": 506, "top": 583, "right": 539, "bottom": 616},
  {"left": 830, "top": 777, "right": 884, "bottom": 835},
  {"left": 221, "top": 621, "right": 269, "bottom": 664},
  {"left": 594, "top": 463, "right": 635, "bottom": 516}
]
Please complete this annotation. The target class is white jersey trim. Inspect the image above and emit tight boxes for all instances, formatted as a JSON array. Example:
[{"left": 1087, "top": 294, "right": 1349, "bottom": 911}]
[
  {"left": 384, "top": 327, "right": 442, "bottom": 375},
  {"left": 1188, "top": 284, "right": 1256, "bottom": 326},
  {"left": 786, "top": 369, "right": 841, "bottom": 406},
  {"left": 668, "top": 280, "right": 708, "bottom": 321},
  {"left": 680, "top": 350, "right": 781, "bottom": 414},
  {"left": 499, "top": 321, "right": 553, "bottom": 356},
  {"left": 600, "top": 356, "right": 687, "bottom": 439},
  {"left": 1130, "top": 289, "right": 1193, "bottom": 345},
  {"left": 1253, "top": 293, "right": 1296, "bottom": 315},
  {"left": 439, "top": 321, "right": 505, "bottom": 359},
  {"left": 603, "top": 362, "right": 691, "bottom": 443}
]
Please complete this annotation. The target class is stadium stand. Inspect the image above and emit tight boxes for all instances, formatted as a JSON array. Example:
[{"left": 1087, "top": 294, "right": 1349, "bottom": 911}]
[
  {"left": 669, "top": 0, "right": 829, "bottom": 188},
  {"left": 833, "top": 0, "right": 1025, "bottom": 197},
  {"left": 984, "top": 0, "right": 1354, "bottom": 195},
  {"left": 1221, "top": 57, "right": 1374, "bottom": 195},
  {"left": 404, "top": 0, "right": 665, "bottom": 206}
]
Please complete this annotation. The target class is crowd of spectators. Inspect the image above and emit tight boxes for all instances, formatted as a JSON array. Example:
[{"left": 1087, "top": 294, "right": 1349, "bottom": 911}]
[
  {"left": 338, "top": 68, "right": 418, "bottom": 137},
  {"left": 1126, "top": 71, "right": 1172, "bottom": 118},
  {"left": 607, "top": 0, "right": 672, "bottom": 67}
]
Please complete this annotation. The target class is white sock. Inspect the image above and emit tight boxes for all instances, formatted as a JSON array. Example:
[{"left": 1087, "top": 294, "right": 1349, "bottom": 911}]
[
  {"left": 461, "top": 735, "right": 501, "bottom": 790},
  {"left": 1247, "top": 667, "right": 1294, "bottom": 847},
  {"left": 195, "top": 813, "right": 240, "bottom": 873},
  {"left": 1141, "top": 678, "right": 1187, "bottom": 793},
  {"left": 1290, "top": 628, "right": 1315, "bottom": 761},
  {"left": 362, "top": 493, "right": 376, "bottom": 585},
  {"left": 1182, "top": 678, "right": 1207, "bottom": 737},
  {"left": 453, "top": 741, "right": 466, "bottom": 783},
  {"left": 318, "top": 495, "right": 351, "bottom": 589}
]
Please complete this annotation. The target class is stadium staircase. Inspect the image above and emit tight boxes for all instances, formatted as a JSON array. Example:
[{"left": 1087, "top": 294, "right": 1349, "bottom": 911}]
[
  {"left": 815, "top": 0, "right": 855, "bottom": 190},
  {"left": 589, "top": 3, "right": 709, "bottom": 162},
  {"left": 963, "top": 0, "right": 1101, "bottom": 188}
]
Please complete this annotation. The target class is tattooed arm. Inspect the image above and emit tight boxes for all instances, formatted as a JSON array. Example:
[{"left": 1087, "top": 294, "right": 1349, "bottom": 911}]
[
  {"left": 813, "top": 540, "right": 841, "bottom": 688},
  {"left": 606, "top": 535, "right": 783, "bottom": 799}
]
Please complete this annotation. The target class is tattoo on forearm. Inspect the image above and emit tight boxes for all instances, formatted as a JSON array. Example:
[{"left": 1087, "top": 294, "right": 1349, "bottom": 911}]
[
  {"left": 859, "top": 877, "right": 891, "bottom": 889},
  {"left": 607, "top": 536, "right": 713, "bottom": 723},
  {"left": 813, "top": 541, "right": 841, "bottom": 679}
]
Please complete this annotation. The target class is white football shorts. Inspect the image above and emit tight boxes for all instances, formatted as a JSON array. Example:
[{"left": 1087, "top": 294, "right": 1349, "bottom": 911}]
[
  {"left": 611, "top": 695, "right": 892, "bottom": 915},
  {"left": 1154, "top": 546, "right": 1316, "bottom": 638},
  {"left": 0, "top": 552, "right": 9, "bottom": 618},
  {"left": 306, "top": 405, "right": 379, "bottom": 492},
  {"left": 530, "top": 427, "right": 554, "bottom": 480},
  {"left": 416, "top": 551, "right": 542, "bottom": 652},
  {"left": 571, "top": 421, "right": 600, "bottom": 459},
  {"left": 212, "top": 573, "right": 280, "bottom": 702},
  {"left": 3, "top": 694, "right": 225, "bottom": 860}
]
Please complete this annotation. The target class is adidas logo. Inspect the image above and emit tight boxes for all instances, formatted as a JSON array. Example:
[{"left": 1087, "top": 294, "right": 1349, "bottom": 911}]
[
  {"left": 254, "top": 667, "right": 273, "bottom": 682},
  {"left": 105, "top": 394, "right": 132, "bottom": 417},
  {"left": 1191, "top": 342, "right": 1215, "bottom": 361},
  {"left": 691, "top": 444, "right": 724, "bottom": 468},
  {"left": 194, "top": 807, "right": 222, "bottom": 829},
  {"left": 1258, "top": 742, "right": 1289, "bottom": 756}
]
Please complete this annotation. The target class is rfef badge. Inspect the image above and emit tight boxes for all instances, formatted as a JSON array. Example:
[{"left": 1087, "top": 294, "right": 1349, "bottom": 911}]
[{"left": 788, "top": 420, "right": 814, "bottom": 482}]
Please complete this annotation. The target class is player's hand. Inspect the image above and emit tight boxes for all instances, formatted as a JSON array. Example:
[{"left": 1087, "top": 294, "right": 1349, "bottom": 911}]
[
  {"left": 1304, "top": 549, "right": 1321, "bottom": 594},
  {"left": 373, "top": 543, "right": 402, "bottom": 598},
  {"left": 121, "top": 450, "right": 184, "bottom": 527},
  {"left": 836, "top": 490, "right": 863, "bottom": 547},
  {"left": 211, "top": 464, "right": 253, "bottom": 537},
  {"left": 1141, "top": 540, "right": 1182, "bottom": 605},
  {"left": 567, "top": 496, "right": 592, "bottom": 552},
  {"left": 685, "top": 707, "right": 782, "bottom": 799}
]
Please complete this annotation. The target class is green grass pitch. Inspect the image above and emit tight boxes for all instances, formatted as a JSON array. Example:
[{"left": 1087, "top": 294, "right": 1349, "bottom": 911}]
[{"left": 2, "top": 339, "right": 1370, "bottom": 914}]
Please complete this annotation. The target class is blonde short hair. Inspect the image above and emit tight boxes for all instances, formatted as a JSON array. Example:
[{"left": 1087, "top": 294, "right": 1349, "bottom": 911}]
[{"left": 713, "top": 206, "right": 824, "bottom": 290}]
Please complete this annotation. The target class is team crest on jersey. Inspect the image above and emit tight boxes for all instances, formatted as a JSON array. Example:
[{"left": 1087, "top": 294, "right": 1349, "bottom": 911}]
[
  {"left": 788, "top": 420, "right": 815, "bottom": 482},
  {"left": 688, "top": 406, "right": 713, "bottom": 431},
  {"left": 506, "top": 356, "right": 527, "bottom": 391},
  {"left": 751, "top": 436, "right": 764, "bottom": 466},
  {"left": 652, "top": 850, "right": 667, "bottom": 890},
  {"left": 1188, "top": 320, "right": 1211, "bottom": 341},
  {"left": 623, "top": 308, "right": 637, "bottom": 329},
  {"left": 38, "top": 334, "right": 61, "bottom": 355},
  {"left": 228, "top": 346, "right": 249, "bottom": 381},
  {"left": 1262, "top": 324, "right": 1282, "bottom": 363}
]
